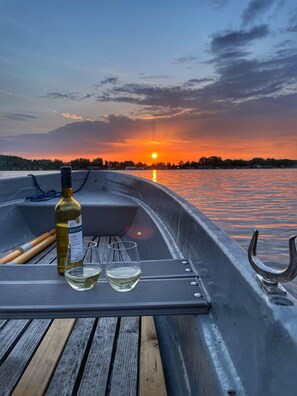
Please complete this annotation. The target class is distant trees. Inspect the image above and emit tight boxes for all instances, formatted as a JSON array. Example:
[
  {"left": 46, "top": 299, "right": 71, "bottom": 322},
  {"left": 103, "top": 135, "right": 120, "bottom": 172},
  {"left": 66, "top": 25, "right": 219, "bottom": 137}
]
[
  {"left": 0, "top": 154, "right": 296, "bottom": 171},
  {"left": 0, "top": 155, "right": 104, "bottom": 171},
  {"left": 104, "top": 160, "right": 140, "bottom": 170},
  {"left": 198, "top": 156, "right": 222, "bottom": 168},
  {"left": 92, "top": 158, "right": 104, "bottom": 169},
  {"left": 69, "top": 158, "right": 104, "bottom": 169},
  {"left": 197, "top": 156, "right": 297, "bottom": 169},
  {"left": 0, "top": 155, "right": 64, "bottom": 170}
]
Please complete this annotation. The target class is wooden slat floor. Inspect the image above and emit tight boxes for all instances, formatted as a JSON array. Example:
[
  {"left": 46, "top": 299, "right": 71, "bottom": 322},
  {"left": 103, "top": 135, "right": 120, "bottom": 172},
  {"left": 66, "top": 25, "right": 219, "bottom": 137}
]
[{"left": 0, "top": 237, "right": 167, "bottom": 396}]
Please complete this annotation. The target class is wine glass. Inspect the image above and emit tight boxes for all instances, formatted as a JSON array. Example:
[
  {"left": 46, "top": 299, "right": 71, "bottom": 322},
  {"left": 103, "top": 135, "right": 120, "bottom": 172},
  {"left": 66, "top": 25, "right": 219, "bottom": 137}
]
[
  {"left": 65, "top": 241, "right": 102, "bottom": 291},
  {"left": 106, "top": 241, "right": 142, "bottom": 292}
]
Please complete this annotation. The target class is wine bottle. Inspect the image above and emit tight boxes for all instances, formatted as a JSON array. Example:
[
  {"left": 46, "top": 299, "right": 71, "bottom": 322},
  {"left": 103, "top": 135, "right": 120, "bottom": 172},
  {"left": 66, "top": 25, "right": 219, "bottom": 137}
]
[{"left": 55, "top": 166, "right": 83, "bottom": 274}]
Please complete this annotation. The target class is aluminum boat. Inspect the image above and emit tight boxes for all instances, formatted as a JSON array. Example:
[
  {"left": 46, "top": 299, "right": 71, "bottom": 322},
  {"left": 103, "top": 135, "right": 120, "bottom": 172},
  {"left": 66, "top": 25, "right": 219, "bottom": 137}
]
[{"left": 0, "top": 170, "right": 296, "bottom": 396}]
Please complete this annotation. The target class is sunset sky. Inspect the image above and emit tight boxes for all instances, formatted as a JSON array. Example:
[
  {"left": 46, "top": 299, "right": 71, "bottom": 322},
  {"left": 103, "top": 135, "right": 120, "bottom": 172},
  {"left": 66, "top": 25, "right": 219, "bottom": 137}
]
[{"left": 0, "top": 0, "right": 296, "bottom": 163}]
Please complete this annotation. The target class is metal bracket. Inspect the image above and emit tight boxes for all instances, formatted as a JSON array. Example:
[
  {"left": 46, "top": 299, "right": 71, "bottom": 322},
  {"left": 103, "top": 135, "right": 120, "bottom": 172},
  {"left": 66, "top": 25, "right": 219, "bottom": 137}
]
[
  {"left": 248, "top": 227, "right": 297, "bottom": 296},
  {"left": 256, "top": 275, "right": 287, "bottom": 296}
]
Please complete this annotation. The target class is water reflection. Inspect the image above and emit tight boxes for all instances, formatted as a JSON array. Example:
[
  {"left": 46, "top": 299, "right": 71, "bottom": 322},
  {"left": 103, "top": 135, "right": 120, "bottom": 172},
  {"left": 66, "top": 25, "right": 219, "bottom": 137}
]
[{"left": 123, "top": 169, "right": 297, "bottom": 268}]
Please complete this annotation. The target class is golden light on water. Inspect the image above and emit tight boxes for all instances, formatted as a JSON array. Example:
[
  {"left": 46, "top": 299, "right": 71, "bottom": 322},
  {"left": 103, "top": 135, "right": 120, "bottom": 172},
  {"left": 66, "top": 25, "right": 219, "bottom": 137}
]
[{"left": 152, "top": 169, "right": 157, "bottom": 183}]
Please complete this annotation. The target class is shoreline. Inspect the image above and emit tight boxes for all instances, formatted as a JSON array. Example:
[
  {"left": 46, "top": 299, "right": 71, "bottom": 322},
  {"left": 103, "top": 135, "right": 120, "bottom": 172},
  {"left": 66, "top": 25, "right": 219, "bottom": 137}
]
[{"left": 1, "top": 155, "right": 296, "bottom": 172}]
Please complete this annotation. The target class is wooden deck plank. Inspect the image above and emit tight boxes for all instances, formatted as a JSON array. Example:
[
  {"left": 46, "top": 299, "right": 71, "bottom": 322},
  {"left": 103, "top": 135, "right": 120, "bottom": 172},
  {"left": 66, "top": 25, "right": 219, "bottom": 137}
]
[
  {"left": 77, "top": 317, "right": 118, "bottom": 395},
  {"left": 109, "top": 317, "right": 140, "bottom": 396},
  {"left": 139, "top": 316, "right": 167, "bottom": 396},
  {"left": 45, "top": 318, "right": 95, "bottom": 396},
  {"left": 98, "top": 236, "right": 111, "bottom": 263},
  {"left": 0, "top": 319, "right": 8, "bottom": 329},
  {"left": 25, "top": 243, "right": 56, "bottom": 264},
  {"left": 0, "top": 319, "right": 51, "bottom": 395},
  {"left": 0, "top": 320, "right": 30, "bottom": 363},
  {"left": 12, "top": 319, "right": 76, "bottom": 396}
]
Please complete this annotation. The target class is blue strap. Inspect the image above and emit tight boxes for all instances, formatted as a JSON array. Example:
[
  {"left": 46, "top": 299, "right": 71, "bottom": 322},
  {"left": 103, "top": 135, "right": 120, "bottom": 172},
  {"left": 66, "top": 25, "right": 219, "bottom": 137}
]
[
  {"left": 26, "top": 190, "right": 61, "bottom": 202},
  {"left": 26, "top": 170, "right": 91, "bottom": 201}
]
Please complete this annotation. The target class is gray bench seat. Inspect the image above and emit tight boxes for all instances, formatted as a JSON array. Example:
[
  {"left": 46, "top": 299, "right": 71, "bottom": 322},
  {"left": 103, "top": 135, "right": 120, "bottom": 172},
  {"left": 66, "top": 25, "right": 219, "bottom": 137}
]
[{"left": 17, "top": 191, "right": 139, "bottom": 237}]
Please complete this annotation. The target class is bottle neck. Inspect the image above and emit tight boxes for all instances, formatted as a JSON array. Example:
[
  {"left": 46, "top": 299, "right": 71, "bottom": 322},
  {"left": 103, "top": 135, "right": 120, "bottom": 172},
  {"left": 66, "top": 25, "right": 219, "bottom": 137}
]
[
  {"left": 61, "top": 173, "right": 73, "bottom": 197},
  {"left": 61, "top": 187, "right": 73, "bottom": 198}
]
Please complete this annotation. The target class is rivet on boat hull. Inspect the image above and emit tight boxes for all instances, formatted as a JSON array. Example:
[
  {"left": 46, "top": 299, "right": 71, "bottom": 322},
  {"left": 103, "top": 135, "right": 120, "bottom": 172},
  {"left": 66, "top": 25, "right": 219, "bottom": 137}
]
[
  {"left": 191, "top": 281, "right": 198, "bottom": 286},
  {"left": 194, "top": 293, "right": 202, "bottom": 298},
  {"left": 185, "top": 268, "right": 192, "bottom": 272},
  {"left": 182, "top": 260, "right": 188, "bottom": 265}
]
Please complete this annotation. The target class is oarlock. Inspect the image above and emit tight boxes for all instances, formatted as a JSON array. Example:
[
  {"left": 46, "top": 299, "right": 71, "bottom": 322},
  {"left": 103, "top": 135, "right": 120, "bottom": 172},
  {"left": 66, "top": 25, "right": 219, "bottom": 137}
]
[{"left": 248, "top": 227, "right": 297, "bottom": 295}]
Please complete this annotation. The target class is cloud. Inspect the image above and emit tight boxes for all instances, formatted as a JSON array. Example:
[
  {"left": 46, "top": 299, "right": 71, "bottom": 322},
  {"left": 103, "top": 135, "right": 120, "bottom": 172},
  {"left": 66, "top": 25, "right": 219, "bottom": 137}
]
[
  {"left": 92, "top": 42, "right": 297, "bottom": 131},
  {"left": 46, "top": 92, "right": 92, "bottom": 101},
  {"left": 0, "top": 116, "right": 133, "bottom": 156},
  {"left": 46, "top": 78, "right": 119, "bottom": 101},
  {"left": 173, "top": 56, "right": 198, "bottom": 64},
  {"left": 3, "top": 113, "right": 37, "bottom": 121},
  {"left": 62, "top": 113, "right": 83, "bottom": 120},
  {"left": 96, "top": 49, "right": 297, "bottom": 110},
  {"left": 210, "top": 49, "right": 251, "bottom": 62},
  {"left": 288, "top": 24, "right": 297, "bottom": 32},
  {"left": 138, "top": 74, "right": 171, "bottom": 80},
  {"left": 0, "top": 114, "right": 183, "bottom": 158},
  {"left": 131, "top": 106, "right": 192, "bottom": 119},
  {"left": 96, "top": 83, "right": 204, "bottom": 110},
  {"left": 210, "top": 25, "right": 269, "bottom": 54},
  {"left": 182, "top": 78, "right": 214, "bottom": 88},
  {"left": 97, "top": 77, "right": 119, "bottom": 86},
  {"left": 44, "top": 24, "right": 282, "bottom": 121},
  {"left": 287, "top": 14, "right": 297, "bottom": 32},
  {"left": 241, "top": 0, "right": 278, "bottom": 25},
  {"left": 275, "top": 39, "right": 294, "bottom": 48},
  {"left": 46, "top": 92, "right": 79, "bottom": 99},
  {"left": 210, "top": 48, "right": 297, "bottom": 104},
  {"left": 206, "top": 0, "right": 229, "bottom": 8}
]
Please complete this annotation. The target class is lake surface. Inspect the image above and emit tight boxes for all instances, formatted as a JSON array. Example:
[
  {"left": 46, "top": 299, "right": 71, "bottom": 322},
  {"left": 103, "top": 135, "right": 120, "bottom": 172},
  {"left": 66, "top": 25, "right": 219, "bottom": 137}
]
[
  {"left": 1, "top": 169, "right": 296, "bottom": 268},
  {"left": 123, "top": 169, "right": 297, "bottom": 269}
]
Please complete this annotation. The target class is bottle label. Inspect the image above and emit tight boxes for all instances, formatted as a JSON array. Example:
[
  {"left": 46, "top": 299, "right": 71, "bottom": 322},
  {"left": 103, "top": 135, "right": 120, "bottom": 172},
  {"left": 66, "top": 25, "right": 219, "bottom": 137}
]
[{"left": 68, "top": 215, "right": 83, "bottom": 262}]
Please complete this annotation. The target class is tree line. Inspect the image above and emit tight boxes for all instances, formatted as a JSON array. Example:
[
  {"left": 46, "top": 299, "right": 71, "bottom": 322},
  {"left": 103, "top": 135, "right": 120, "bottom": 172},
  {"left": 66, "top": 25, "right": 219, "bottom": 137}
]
[{"left": 0, "top": 154, "right": 296, "bottom": 171}]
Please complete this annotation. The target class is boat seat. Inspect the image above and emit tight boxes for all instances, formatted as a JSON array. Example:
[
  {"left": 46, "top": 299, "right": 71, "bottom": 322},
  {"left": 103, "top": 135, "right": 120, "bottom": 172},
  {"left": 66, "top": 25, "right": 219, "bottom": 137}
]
[
  {"left": 16, "top": 191, "right": 139, "bottom": 237},
  {"left": 0, "top": 257, "right": 209, "bottom": 319},
  {"left": 17, "top": 191, "right": 138, "bottom": 208}
]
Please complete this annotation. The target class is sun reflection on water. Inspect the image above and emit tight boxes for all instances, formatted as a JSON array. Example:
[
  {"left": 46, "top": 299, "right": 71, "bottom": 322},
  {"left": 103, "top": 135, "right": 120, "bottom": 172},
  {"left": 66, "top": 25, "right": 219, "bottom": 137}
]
[{"left": 152, "top": 169, "right": 157, "bottom": 183}]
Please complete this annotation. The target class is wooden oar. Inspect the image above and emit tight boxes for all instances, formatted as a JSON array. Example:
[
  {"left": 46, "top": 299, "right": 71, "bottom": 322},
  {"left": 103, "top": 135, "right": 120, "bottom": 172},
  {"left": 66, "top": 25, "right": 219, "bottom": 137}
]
[{"left": 0, "top": 230, "right": 56, "bottom": 265}]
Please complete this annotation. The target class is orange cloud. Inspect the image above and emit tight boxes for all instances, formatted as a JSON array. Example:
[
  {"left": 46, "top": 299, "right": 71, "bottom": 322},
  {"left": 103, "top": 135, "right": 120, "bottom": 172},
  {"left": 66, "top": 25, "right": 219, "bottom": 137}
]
[
  {"left": 1, "top": 113, "right": 296, "bottom": 163},
  {"left": 61, "top": 113, "right": 83, "bottom": 120}
]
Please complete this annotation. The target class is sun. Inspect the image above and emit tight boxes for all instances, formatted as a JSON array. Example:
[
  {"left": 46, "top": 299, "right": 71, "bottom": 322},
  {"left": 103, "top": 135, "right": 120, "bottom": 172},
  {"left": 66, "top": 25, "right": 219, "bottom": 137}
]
[{"left": 151, "top": 152, "right": 158, "bottom": 159}]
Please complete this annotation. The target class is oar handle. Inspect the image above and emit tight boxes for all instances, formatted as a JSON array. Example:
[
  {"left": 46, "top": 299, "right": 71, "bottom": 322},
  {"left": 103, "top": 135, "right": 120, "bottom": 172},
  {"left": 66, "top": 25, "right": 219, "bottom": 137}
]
[
  {"left": 0, "top": 229, "right": 56, "bottom": 265},
  {"left": 0, "top": 249, "right": 23, "bottom": 264},
  {"left": 11, "top": 234, "right": 56, "bottom": 264},
  {"left": 30, "top": 229, "right": 55, "bottom": 247}
]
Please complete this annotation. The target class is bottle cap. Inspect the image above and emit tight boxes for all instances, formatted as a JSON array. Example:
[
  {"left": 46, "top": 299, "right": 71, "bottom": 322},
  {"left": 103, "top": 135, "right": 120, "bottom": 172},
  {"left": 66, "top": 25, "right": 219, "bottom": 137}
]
[{"left": 60, "top": 166, "right": 72, "bottom": 188}]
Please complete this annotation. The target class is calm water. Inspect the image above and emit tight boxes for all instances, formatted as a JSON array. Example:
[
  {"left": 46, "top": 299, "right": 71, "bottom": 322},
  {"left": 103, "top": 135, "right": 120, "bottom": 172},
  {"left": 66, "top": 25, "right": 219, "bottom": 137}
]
[
  {"left": 1, "top": 169, "right": 296, "bottom": 268},
  {"left": 122, "top": 169, "right": 297, "bottom": 269}
]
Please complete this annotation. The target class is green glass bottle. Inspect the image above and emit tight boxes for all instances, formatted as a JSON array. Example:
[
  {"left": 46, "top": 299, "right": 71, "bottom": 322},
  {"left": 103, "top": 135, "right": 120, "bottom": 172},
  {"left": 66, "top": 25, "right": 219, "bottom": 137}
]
[{"left": 55, "top": 166, "right": 83, "bottom": 274}]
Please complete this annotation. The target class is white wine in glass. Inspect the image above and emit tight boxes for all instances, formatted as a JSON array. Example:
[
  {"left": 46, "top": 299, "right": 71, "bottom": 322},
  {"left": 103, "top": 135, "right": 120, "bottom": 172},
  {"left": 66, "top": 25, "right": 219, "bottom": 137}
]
[
  {"left": 65, "top": 241, "right": 102, "bottom": 291},
  {"left": 106, "top": 241, "right": 142, "bottom": 292}
]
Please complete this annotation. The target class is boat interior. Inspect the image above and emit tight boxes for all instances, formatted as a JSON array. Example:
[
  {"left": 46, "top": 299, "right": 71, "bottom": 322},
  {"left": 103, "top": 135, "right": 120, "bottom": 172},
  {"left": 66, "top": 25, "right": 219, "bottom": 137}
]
[{"left": 1, "top": 172, "right": 179, "bottom": 262}]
